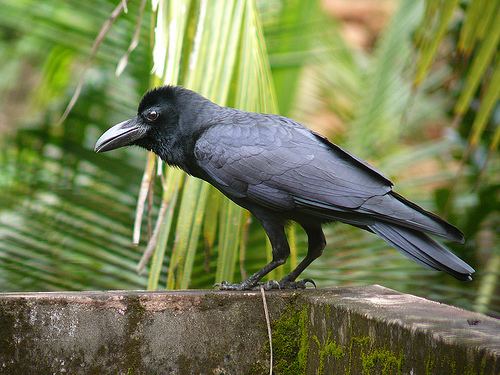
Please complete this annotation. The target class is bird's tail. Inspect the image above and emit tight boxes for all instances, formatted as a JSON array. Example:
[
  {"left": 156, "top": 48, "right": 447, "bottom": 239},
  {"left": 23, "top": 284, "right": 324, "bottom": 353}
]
[
  {"left": 368, "top": 222, "right": 474, "bottom": 281},
  {"left": 358, "top": 192, "right": 465, "bottom": 243}
]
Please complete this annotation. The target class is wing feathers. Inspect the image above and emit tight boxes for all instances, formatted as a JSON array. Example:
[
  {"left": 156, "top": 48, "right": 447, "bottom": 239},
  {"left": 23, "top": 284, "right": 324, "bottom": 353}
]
[{"left": 311, "top": 131, "right": 393, "bottom": 186}]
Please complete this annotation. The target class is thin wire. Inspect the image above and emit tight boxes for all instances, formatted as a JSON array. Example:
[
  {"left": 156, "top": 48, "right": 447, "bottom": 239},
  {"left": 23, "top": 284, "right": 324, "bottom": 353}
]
[{"left": 260, "top": 286, "right": 273, "bottom": 375}]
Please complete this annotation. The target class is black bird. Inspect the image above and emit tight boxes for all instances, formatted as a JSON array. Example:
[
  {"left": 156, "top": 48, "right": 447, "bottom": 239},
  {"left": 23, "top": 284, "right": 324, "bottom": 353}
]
[{"left": 95, "top": 86, "right": 474, "bottom": 289}]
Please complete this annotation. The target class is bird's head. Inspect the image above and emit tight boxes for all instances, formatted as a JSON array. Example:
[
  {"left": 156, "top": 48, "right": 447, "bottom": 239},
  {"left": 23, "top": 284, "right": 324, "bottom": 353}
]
[{"left": 94, "top": 86, "right": 182, "bottom": 158}]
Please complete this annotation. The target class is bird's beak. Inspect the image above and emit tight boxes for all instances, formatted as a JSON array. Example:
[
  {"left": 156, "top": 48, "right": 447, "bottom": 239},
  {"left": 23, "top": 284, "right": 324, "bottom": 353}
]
[{"left": 94, "top": 117, "right": 145, "bottom": 153}]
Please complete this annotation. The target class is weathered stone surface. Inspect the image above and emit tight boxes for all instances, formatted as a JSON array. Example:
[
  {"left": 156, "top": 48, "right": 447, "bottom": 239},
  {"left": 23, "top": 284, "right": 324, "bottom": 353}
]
[
  {"left": 0, "top": 286, "right": 498, "bottom": 374},
  {"left": 300, "top": 286, "right": 499, "bottom": 375}
]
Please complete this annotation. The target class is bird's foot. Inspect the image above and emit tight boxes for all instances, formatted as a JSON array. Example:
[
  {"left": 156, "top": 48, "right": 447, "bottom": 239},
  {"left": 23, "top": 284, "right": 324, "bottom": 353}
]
[
  {"left": 260, "top": 278, "right": 316, "bottom": 290},
  {"left": 215, "top": 280, "right": 256, "bottom": 291},
  {"left": 215, "top": 278, "right": 316, "bottom": 291}
]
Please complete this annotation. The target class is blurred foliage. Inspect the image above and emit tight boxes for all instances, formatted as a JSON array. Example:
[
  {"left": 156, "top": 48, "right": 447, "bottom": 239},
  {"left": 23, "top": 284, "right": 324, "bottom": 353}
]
[
  {"left": 0, "top": 0, "right": 497, "bottom": 316},
  {"left": 142, "top": 0, "right": 282, "bottom": 291}
]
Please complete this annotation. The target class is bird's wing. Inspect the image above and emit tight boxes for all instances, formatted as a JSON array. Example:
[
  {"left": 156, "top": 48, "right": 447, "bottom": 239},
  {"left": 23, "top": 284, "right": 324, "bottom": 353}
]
[
  {"left": 194, "top": 113, "right": 392, "bottom": 211},
  {"left": 194, "top": 113, "right": 471, "bottom": 280}
]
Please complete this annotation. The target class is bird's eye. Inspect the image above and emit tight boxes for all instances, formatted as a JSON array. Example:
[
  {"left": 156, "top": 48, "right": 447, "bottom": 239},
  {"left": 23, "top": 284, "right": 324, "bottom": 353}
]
[{"left": 146, "top": 110, "right": 159, "bottom": 122}]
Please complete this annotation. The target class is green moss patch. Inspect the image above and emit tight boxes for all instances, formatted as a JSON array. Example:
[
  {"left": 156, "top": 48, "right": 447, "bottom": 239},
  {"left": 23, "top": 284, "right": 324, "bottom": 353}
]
[
  {"left": 361, "top": 349, "right": 403, "bottom": 375},
  {"left": 312, "top": 333, "right": 344, "bottom": 375},
  {"left": 272, "top": 305, "right": 309, "bottom": 374}
]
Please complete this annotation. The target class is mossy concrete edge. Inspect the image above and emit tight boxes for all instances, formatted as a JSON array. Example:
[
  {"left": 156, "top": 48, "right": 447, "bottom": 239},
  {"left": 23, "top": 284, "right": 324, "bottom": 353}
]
[
  {"left": 0, "top": 286, "right": 498, "bottom": 374},
  {"left": 298, "top": 285, "right": 499, "bottom": 374}
]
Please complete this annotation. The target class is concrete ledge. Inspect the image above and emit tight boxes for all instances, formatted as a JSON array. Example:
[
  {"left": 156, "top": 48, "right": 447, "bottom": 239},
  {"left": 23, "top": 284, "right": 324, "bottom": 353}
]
[{"left": 0, "top": 285, "right": 498, "bottom": 374}]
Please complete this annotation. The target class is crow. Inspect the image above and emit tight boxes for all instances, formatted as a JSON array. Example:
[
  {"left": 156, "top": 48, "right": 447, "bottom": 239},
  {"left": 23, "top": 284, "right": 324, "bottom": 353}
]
[{"left": 95, "top": 86, "right": 474, "bottom": 289}]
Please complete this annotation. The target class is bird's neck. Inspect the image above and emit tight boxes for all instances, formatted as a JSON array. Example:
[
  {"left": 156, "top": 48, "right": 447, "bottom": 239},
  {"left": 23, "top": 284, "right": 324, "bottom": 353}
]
[
  {"left": 176, "top": 91, "right": 221, "bottom": 127},
  {"left": 154, "top": 89, "right": 221, "bottom": 175}
]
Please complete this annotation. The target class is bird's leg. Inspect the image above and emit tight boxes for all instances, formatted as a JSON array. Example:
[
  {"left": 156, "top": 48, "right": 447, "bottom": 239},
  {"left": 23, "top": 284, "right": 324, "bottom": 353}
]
[
  {"left": 266, "top": 223, "right": 325, "bottom": 289},
  {"left": 218, "top": 217, "right": 289, "bottom": 290}
]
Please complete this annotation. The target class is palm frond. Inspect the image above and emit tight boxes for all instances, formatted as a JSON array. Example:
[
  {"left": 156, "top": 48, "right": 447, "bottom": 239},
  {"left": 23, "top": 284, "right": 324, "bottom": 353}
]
[{"left": 142, "top": 0, "right": 279, "bottom": 289}]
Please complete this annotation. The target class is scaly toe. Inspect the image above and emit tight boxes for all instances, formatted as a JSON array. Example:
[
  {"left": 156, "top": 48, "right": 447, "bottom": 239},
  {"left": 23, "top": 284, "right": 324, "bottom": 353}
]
[
  {"left": 298, "top": 278, "right": 317, "bottom": 288},
  {"left": 215, "top": 280, "right": 255, "bottom": 291},
  {"left": 261, "top": 280, "right": 281, "bottom": 290},
  {"left": 257, "top": 279, "right": 317, "bottom": 290},
  {"left": 215, "top": 281, "right": 240, "bottom": 290},
  {"left": 278, "top": 278, "right": 317, "bottom": 289}
]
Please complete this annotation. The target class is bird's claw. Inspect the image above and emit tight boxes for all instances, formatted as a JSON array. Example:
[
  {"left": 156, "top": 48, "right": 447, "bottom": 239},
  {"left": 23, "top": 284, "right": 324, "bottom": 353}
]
[
  {"left": 301, "top": 278, "right": 317, "bottom": 288},
  {"left": 261, "top": 280, "right": 281, "bottom": 290},
  {"left": 261, "top": 278, "right": 317, "bottom": 290},
  {"left": 215, "top": 278, "right": 316, "bottom": 291}
]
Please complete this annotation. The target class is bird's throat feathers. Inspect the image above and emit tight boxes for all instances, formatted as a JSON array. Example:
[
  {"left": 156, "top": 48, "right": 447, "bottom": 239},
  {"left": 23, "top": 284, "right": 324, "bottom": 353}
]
[{"left": 135, "top": 132, "right": 192, "bottom": 172}]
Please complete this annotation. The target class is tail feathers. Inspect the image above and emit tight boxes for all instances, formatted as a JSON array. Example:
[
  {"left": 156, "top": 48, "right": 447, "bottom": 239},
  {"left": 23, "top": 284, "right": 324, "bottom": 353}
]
[
  {"left": 369, "top": 222, "right": 474, "bottom": 281},
  {"left": 359, "top": 192, "right": 465, "bottom": 243},
  {"left": 392, "top": 192, "right": 465, "bottom": 243}
]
